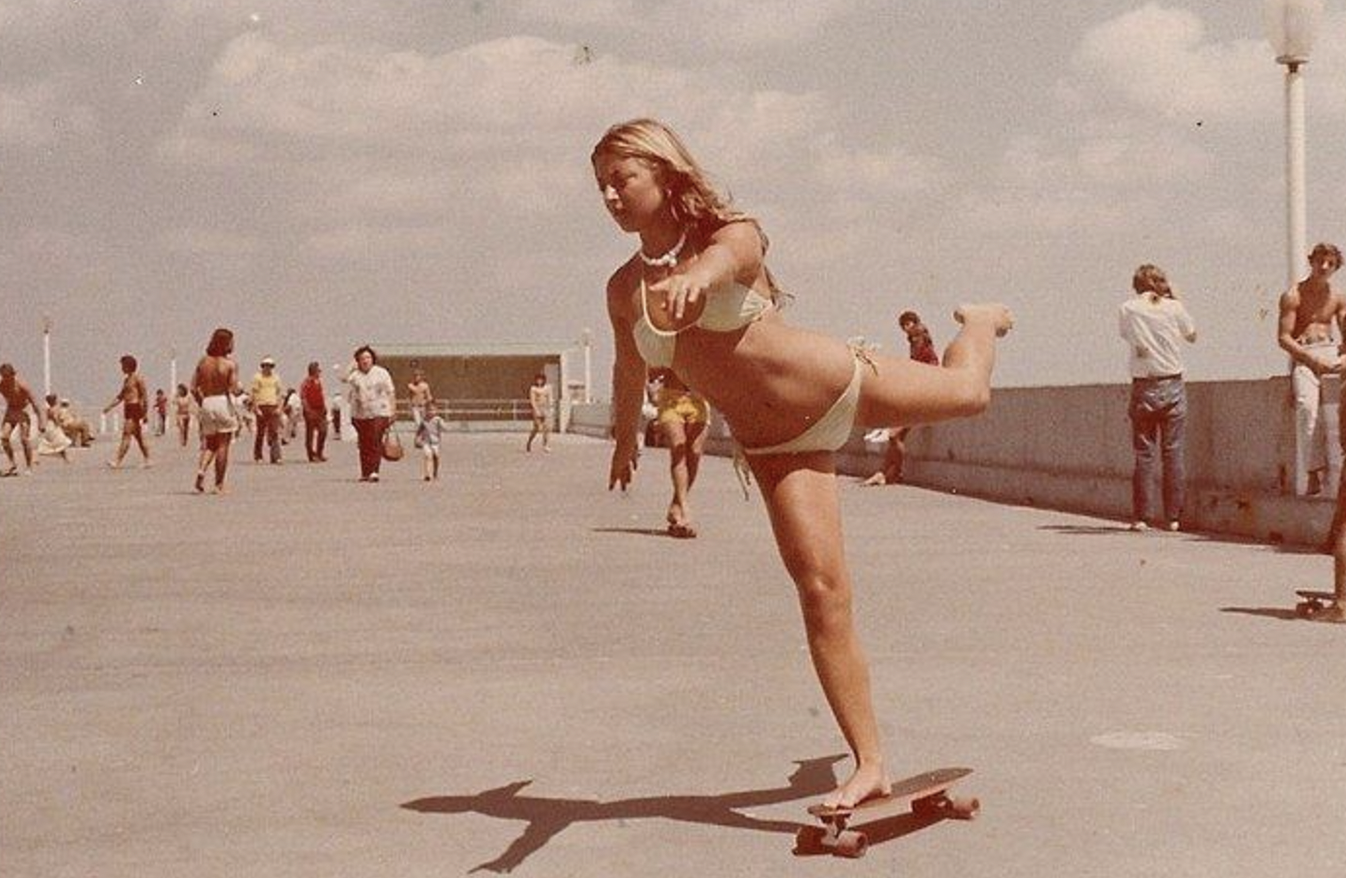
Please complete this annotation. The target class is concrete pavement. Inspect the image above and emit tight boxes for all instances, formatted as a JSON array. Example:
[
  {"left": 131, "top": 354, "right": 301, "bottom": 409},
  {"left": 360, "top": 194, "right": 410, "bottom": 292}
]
[{"left": 2, "top": 431, "right": 1344, "bottom": 877}]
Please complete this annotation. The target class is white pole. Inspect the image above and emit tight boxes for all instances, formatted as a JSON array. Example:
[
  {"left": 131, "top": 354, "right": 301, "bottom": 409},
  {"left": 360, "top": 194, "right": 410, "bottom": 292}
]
[
  {"left": 581, "top": 328, "right": 593, "bottom": 404},
  {"left": 169, "top": 347, "right": 178, "bottom": 392},
  {"left": 42, "top": 315, "right": 52, "bottom": 398},
  {"left": 1285, "top": 60, "right": 1316, "bottom": 494},
  {"left": 1285, "top": 61, "right": 1308, "bottom": 288}
]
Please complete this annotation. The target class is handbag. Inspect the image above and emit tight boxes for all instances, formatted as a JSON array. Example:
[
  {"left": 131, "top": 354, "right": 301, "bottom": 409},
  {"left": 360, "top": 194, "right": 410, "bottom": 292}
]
[{"left": 382, "top": 424, "right": 405, "bottom": 461}]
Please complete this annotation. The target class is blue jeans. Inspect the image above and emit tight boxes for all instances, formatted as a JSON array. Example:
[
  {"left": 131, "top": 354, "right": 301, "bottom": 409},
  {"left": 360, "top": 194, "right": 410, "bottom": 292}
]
[{"left": 1129, "top": 377, "right": 1187, "bottom": 525}]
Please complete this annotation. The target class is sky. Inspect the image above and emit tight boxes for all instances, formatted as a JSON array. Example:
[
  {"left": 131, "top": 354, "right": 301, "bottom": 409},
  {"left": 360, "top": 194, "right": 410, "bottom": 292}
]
[{"left": 4, "top": 0, "right": 1346, "bottom": 403}]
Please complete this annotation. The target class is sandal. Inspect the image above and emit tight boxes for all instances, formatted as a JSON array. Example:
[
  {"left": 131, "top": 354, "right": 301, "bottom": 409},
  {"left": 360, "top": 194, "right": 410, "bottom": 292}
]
[{"left": 667, "top": 522, "right": 698, "bottom": 539}]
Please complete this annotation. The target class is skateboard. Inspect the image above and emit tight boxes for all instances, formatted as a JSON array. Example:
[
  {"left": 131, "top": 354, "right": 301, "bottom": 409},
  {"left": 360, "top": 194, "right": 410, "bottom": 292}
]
[
  {"left": 1295, "top": 590, "right": 1346, "bottom": 622},
  {"left": 797, "top": 767, "right": 979, "bottom": 858}
]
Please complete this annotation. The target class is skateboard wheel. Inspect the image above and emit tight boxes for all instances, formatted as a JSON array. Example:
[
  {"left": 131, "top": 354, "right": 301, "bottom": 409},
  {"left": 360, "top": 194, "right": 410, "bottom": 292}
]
[
  {"left": 794, "top": 826, "right": 827, "bottom": 852},
  {"left": 947, "top": 795, "right": 981, "bottom": 819},
  {"left": 833, "top": 830, "right": 868, "bottom": 858}
]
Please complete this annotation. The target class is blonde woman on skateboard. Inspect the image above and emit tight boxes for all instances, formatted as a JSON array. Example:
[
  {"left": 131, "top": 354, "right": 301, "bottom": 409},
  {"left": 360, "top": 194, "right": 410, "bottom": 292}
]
[{"left": 591, "top": 118, "right": 1013, "bottom": 809}]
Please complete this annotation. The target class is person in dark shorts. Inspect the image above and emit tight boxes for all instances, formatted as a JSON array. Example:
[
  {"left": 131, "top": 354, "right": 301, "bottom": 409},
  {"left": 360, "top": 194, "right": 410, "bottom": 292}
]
[
  {"left": 0, "top": 363, "right": 43, "bottom": 475},
  {"left": 102, "top": 354, "right": 151, "bottom": 469}
]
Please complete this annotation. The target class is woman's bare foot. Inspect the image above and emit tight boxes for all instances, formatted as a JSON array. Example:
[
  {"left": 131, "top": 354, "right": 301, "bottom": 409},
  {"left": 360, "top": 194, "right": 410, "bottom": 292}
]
[
  {"left": 954, "top": 303, "right": 1014, "bottom": 337},
  {"left": 823, "top": 760, "right": 891, "bottom": 809}
]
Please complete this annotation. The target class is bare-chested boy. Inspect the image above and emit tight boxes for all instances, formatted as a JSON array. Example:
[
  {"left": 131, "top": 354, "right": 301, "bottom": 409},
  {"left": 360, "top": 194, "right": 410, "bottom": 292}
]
[
  {"left": 192, "top": 328, "right": 242, "bottom": 493},
  {"left": 102, "top": 354, "right": 152, "bottom": 469},
  {"left": 407, "top": 368, "right": 433, "bottom": 425},
  {"left": 1278, "top": 242, "right": 1346, "bottom": 496},
  {"left": 0, "top": 363, "right": 44, "bottom": 475}
]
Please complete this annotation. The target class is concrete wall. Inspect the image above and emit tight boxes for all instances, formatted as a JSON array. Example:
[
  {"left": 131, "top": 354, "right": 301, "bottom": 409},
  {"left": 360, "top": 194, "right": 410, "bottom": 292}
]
[{"left": 568, "top": 375, "right": 1336, "bottom": 548}]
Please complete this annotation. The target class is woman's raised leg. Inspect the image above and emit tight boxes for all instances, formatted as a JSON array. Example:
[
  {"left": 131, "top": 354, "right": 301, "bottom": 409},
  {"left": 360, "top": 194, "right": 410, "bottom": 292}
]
[
  {"left": 751, "top": 450, "right": 891, "bottom": 808},
  {"left": 856, "top": 303, "right": 1012, "bottom": 429}
]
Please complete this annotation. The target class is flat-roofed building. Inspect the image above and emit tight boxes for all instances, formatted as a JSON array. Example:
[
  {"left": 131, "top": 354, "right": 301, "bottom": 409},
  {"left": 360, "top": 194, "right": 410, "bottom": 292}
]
[{"left": 374, "top": 341, "right": 587, "bottom": 431}]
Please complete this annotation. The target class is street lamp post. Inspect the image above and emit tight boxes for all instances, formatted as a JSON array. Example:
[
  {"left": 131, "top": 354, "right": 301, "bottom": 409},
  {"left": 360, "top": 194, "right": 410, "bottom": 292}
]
[
  {"left": 41, "top": 315, "right": 52, "bottom": 398},
  {"left": 1264, "top": 0, "right": 1323, "bottom": 288},
  {"left": 580, "top": 328, "right": 593, "bottom": 404},
  {"left": 1265, "top": 0, "right": 1325, "bottom": 496}
]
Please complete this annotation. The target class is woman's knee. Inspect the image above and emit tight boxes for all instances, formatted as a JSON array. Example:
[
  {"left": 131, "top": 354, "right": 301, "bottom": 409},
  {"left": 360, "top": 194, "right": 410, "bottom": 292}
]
[
  {"left": 791, "top": 568, "right": 854, "bottom": 629},
  {"left": 950, "top": 373, "right": 991, "bottom": 416}
]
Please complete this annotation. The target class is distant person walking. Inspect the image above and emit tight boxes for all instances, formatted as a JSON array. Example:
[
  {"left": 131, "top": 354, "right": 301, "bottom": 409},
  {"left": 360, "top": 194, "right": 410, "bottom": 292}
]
[
  {"left": 347, "top": 345, "right": 395, "bottom": 482},
  {"left": 1277, "top": 242, "right": 1346, "bottom": 496},
  {"left": 1119, "top": 264, "right": 1197, "bottom": 532},
  {"left": 250, "top": 356, "right": 284, "bottom": 464},
  {"left": 862, "top": 310, "right": 941, "bottom": 487},
  {"left": 651, "top": 367, "right": 708, "bottom": 538},
  {"left": 416, "top": 399, "right": 446, "bottom": 481},
  {"left": 407, "top": 368, "right": 433, "bottom": 426},
  {"left": 191, "top": 328, "right": 242, "bottom": 493},
  {"left": 526, "top": 373, "right": 553, "bottom": 453},
  {"left": 152, "top": 388, "right": 168, "bottom": 436},
  {"left": 102, "top": 354, "right": 151, "bottom": 469},
  {"left": 173, "top": 384, "right": 194, "bottom": 447},
  {"left": 330, "top": 391, "right": 344, "bottom": 441},
  {"left": 0, "top": 363, "right": 43, "bottom": 475},
  {"left": 282, "top": 386, "right": 302, "bottom": 444},
  {"left": 300, "top": 362, "right": 328, "bottom": 462}
]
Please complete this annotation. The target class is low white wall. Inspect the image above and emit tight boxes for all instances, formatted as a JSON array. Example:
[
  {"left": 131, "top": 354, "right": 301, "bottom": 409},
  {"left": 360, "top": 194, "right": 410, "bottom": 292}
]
[{"left": 568, "top": 376, "right": 1334, "bottom": 547}]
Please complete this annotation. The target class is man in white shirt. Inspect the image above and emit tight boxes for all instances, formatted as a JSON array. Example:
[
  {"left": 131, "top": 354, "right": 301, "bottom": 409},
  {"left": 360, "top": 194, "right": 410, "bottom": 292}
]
[{"left": 1119, "top": 264, "right": 1197, "bottom": 532}]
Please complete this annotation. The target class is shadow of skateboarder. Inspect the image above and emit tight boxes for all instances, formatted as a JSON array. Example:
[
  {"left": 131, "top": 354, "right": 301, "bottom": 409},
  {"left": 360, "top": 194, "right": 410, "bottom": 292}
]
[{"left": 401, "top": 754, "right": 845, "bottom": 873}]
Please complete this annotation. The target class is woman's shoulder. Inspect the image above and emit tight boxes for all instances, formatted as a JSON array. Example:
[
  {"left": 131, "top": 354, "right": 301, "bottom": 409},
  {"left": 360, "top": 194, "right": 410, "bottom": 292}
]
[{"left": 606, "top": 257, "right": 641, "bottom": 298}]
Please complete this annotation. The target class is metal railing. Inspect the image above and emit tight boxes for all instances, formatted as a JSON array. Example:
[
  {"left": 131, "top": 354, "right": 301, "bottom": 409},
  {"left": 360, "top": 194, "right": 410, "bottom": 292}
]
[{"left": 396, "top": 398, "right": 536, "bottom": 422}]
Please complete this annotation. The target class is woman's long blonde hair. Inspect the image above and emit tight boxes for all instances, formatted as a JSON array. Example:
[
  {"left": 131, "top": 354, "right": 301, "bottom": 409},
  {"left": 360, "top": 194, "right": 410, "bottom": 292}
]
[{"left": 591, "top": 118, "right": 785, "bottom": 302}]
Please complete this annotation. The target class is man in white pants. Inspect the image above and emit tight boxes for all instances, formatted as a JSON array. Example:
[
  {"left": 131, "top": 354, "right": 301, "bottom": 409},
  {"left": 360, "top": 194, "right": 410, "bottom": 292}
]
[{"left": 1277, "top": 242, "right": 1346, "bottom": 496}]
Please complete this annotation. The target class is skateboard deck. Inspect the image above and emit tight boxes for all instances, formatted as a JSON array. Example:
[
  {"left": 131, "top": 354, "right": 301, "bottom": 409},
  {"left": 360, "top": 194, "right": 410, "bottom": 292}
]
[
  {"left": 797, "top": 767, "right": 979, "bottom": 858},
  {"left": 1295, "top": 590, "right": 1346, "bottom": 622}
]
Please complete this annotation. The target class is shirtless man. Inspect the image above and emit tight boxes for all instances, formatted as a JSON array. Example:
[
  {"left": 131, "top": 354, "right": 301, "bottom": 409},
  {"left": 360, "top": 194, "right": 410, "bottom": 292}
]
[
  {"left": 1278, "top": 242, "right": 1346, "bottom": 496},
  {"left": 407, "top": 368, "right": 433, "bottom": 426},
  {"left": 191, "top": 327, "right": 242, "bottom": 493},
  {"left": 0, "top": 363, "right": 44, "bottom": 475},
  {"left": 102, "top": 354, "right": 151, "bottom": 469},
  {"left": 526, "top": 372, "right": 553, "bottom": 453}
]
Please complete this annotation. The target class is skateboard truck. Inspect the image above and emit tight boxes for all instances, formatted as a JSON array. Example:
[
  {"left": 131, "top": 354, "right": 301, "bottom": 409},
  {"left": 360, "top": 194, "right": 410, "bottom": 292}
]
[
  {"left": 796, "top": 767, "right": 980, "bottom": 859},
  {"left": 1295, "top": 589, "right": 1346, "bottom": 623}
]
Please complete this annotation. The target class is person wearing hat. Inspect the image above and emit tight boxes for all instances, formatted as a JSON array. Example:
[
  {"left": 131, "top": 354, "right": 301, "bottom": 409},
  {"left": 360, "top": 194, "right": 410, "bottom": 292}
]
[{"left": 250, "top": 356, "right": 284, "bottom": 464}]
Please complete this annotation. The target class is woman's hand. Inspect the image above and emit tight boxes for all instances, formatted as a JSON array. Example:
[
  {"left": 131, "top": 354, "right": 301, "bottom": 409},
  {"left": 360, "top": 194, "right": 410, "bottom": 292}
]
[
  {"left": 647, "top": 272, "right": 712, "bottom": 322},
  {"left": 608, "top": 440, "right": 638, "bottom": 492}
]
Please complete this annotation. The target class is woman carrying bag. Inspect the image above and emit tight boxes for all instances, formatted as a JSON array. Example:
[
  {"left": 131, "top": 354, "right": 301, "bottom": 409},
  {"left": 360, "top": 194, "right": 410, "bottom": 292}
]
[{"left": 346, "top": 345, "right": 396, "bottom": 482}]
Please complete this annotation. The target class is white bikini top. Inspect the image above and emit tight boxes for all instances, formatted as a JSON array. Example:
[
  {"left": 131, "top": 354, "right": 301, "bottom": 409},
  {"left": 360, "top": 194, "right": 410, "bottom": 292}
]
[{"left": 631, "top": 278, "right": 773, "bottom": 368}]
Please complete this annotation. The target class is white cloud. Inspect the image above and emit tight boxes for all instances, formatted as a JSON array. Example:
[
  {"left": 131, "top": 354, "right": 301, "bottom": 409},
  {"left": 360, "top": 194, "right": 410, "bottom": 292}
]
[
  {"left": 815, "top": 141, "right": 948, "bottom": 197},
  {"left": 159, "top": 31, "right": 943, "bottom": 245},
  {"left": 1068, "top": 4, "right": 1274, "bottom": 121},
  {"left": 515, "top": 0, "right": 863, "bottom": 50}
]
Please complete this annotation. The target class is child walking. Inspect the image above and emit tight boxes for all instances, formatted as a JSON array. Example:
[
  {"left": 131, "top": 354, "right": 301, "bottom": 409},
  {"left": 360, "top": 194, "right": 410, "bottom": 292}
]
[{"left": 416, "top": 400, "right": 446, "bottom": 481}]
